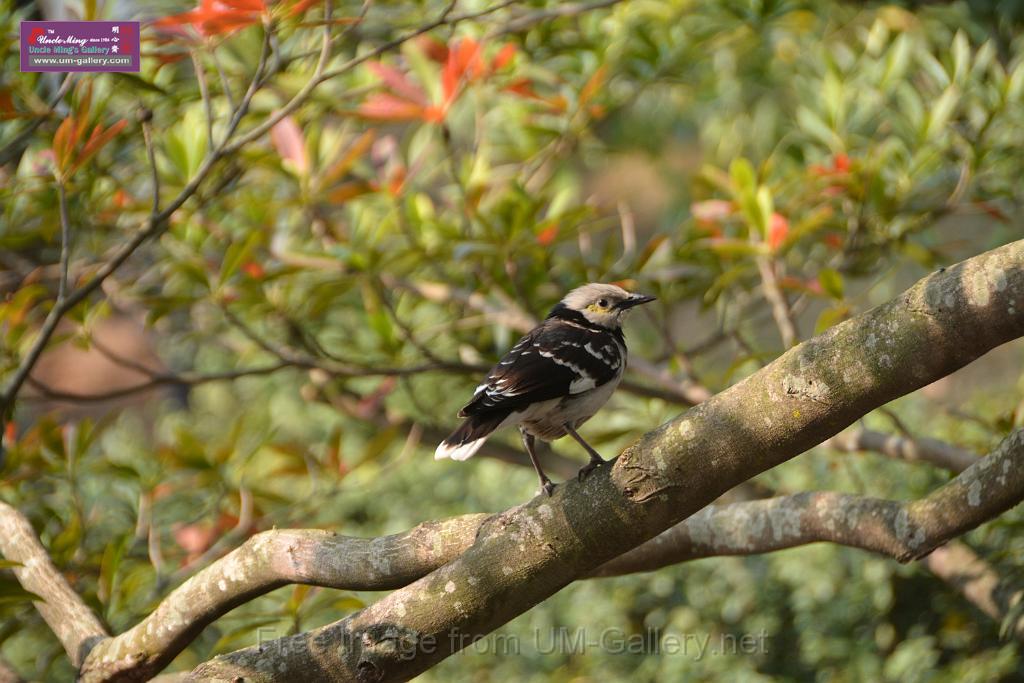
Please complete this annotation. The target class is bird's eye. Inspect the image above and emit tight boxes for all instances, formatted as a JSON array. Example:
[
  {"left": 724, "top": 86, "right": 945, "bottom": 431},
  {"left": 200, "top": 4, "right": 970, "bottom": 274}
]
[{"left": 598, "top": 298, "right": 609, "bottom": 308}]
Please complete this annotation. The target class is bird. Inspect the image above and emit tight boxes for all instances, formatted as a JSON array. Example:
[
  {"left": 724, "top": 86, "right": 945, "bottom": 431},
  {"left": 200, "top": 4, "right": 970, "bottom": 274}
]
[{"left": 434, "top": 283, "right": 656, "bottom": 496}]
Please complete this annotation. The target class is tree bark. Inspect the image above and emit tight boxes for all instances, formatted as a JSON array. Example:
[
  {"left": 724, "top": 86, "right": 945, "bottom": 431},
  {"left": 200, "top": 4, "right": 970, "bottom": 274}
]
[{"left": 0, "top": 502, "right": 108, "bottom": 667}]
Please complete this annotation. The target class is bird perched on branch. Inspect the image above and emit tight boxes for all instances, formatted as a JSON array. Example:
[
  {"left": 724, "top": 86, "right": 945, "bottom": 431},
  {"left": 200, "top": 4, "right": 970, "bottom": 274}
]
[{"left": 435, "top": 283, "right": 656, "bottom": 495}]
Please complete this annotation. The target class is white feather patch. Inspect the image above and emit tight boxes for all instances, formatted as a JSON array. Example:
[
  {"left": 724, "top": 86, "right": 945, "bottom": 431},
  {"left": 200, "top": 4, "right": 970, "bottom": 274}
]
[
  {"left": 434, "top": 437, "right": 487, "bottom": 461},
  {"left": 569, "top": 375, "right": 597, "bottom": 393}
]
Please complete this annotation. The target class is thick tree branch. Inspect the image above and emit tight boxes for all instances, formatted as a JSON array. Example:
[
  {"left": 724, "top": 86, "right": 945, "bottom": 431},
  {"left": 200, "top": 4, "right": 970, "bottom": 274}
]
[
  {"left": 592, "top": 427, "right": 1024, "bottom": 576},
  {"left": 190, "top": 239, "right": 1024, "bottom": 681},
  {"left": 77, "top": 515, "right": 489, "bottom": 682},
  {"left": 77, "top": 422, "right": 1024, "bottom": 680},
  {"left": 0, "top": 502, "right": 108, "bottom": 667}
]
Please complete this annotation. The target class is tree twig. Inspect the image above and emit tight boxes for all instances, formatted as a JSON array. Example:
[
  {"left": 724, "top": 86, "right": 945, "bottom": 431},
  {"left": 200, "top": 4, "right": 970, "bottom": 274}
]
[
  {"left": 757, "top": 255, "right": 798, "bottom": 348},
  {"left": 0, "top": 73, "right": 74, "bottom": 167}
]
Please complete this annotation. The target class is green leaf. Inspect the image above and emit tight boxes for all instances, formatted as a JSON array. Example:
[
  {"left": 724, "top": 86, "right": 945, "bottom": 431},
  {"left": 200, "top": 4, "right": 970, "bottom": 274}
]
[
  {"left": 332, "top": 595, "right": 366, "bottom": 612},
  {"left": 220, "top": 231, "right": 263, "bottom": 285},
  {"left": 359, "top": 426, "right": 398, "bottom": 466},
  {"left": 704, "top": 264, "right": 754, "bottom": 304},
  {"left": 0, "top": 577, "right": 43, "bottom": 605},
  {"left": 704, "top": 239, "right": 768, "bottom": 259},
  {"left": 212, "top": 618, "right": 285, "bottom": 654},
  {"left": 753, "top": 186, "right": 773, "bottom": 237},
  {"left": 796, "top": 106, "right": 840, "bottom": 149},
  {"left": 880, "top": 34, "right": 912, "bottom": 90},
  {"left": 924, "top": 86, "right": 958, "bottom": 139},
  {"left": 1007, "top": 60, "right": 1024, "bottom": 102},
  {"left": 818, "top": 268, "right": 844, "bottom": 299},
  {"left": 635, "top": 234, "right": 667, "bottom": 271},
  {"left": 729, "top": 158, "right": 756, "bottom": 198},
  {"left": 815, "top": 304, "right": 851, "bottom": 334},
  {"left": 951, "top": 30, "right": 969, "bottom": 84},
  {"left": 111, "top": 72, "right": 168, "bottom": 95}
]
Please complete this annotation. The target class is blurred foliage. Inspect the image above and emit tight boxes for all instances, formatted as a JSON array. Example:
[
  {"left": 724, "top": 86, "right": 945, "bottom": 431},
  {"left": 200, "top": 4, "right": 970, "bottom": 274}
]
[{"left": 2, "top": 0, "right": 1024, "bottom": 680}]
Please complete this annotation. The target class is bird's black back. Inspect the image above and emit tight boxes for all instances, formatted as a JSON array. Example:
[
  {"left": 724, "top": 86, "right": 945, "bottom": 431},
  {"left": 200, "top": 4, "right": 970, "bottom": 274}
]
[{"left": 458, "top": 315, "right": 625, "bottom": 418}]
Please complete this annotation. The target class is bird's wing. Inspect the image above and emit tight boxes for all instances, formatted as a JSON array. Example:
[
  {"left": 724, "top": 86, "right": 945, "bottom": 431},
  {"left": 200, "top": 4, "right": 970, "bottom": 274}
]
[{"left": 458, "top": 322, "right": 622, "bottom": 417}]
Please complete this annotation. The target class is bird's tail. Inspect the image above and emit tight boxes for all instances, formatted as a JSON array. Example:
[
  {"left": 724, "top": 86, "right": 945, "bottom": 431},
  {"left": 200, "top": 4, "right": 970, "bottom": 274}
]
[{"left": 434, "top": 412, "right": 508, "bottom": 461}]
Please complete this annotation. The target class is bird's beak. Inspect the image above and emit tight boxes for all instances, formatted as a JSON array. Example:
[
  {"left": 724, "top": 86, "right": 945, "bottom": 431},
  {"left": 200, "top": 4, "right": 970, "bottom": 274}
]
[{"left": 617, "top": 293, "right": 657, "bottom": 310}]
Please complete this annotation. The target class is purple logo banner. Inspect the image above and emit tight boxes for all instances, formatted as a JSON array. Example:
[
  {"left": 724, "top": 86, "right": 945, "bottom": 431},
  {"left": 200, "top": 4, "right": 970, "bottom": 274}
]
[{"left": 20, "top": 21, "right": 140, "bottom": 72}]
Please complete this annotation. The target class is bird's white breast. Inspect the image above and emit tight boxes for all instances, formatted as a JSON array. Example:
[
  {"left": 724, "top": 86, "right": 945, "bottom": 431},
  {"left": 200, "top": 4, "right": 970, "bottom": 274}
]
[{"left": 515, "top": 360, "right": 624, "bottom": 441}]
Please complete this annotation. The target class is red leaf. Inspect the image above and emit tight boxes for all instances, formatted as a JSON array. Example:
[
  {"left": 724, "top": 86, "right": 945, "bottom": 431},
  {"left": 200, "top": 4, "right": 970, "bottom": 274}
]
[
  {"left": 536, "top": 222, "right": 558, "bottom": 246},
  {"left": 810, "top": 153, "right": 852, "bottom": 178},
  {"left": 52, "top": 116, "right": 78, "bottom": 170},
  {"left": 357, "top": 93, "right": 426, "bottom": 121},
  {"left": 504, "top": 78, "right": 540, "bottom": 99},
  {"left": 442, "top": 56, "right": 459, "bottom": 103},
  {"left": 422, "top": 104, "right": 446, "bottom": 123},
  {"left": 768, "top": 212, "right": 789, "bottom": 251},
  {"left": 580, "top": 65, "right": 607, "bottom": 106},
  {"left": 270, "top": 115, "right": 308, "bottom": 175},
  {"left": 415, "top": 35, "right": 449, "bottom": 63},
  {"left": 0, "top": 89, "right": 21, "bottom": 121},
  {"left": 218, "top": 0, "right": 265, "bottom": 10},
  {"left": 241, "top": 261, "right": 265, "bottom": 278},
  {"left": 492, "top": 43, "right": 516, "bottom": 71},
  {"left": 824, "top": 234, "right": 844, "bottom": 249},
  {"left": 328, "top": 180, "right": 374, "bottom": 204},
  {"left": 321, "top": 129, "right": 375, "bottom": 187},
  {"left": 386, "top": 165, "right": 407, "bottom": 196},
  {"left": 154, "top": 0, "right": 262, "bottom": 36},
  {"left": 4, "top": 422, "right": 15, "bottom": 444},
  {"left": 70, "top": 118, "right": 127, "bottom": 174},
  {"left": 453, "top": 38, "right": 483, "bottom": 78},
  {"left": 367, "top": 62, "right": 428, "bottom": 106}
]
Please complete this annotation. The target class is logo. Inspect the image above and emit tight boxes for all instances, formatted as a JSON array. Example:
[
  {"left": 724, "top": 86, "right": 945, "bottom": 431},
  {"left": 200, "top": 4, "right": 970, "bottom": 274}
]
[{"left": 20, "top": 21, "right": 141, "bottom": 73}]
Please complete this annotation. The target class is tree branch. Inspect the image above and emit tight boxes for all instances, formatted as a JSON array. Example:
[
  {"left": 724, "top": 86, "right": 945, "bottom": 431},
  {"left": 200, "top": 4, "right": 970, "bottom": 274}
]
[
  {"left": 825, "top": 426, "right": 977, "bottom": 472},
  {"left": 923, "top": 540, "right": 1024, "bottom": 640},
  {"left": 190, "top": 239, "right": 1024, "bottom": 681},
  {"left": 757, "top": 255, "right": 799, "bottom": 348},
  {"left": 0, "top": 502, "right": 108, "bottom": 667},
  {"left": 77, "top": 515, "right": 489, "bottom": 682},
  {"left": 592, "top": 426, "right": 1024, "bottom": 576},
  {"left": 71, "top": 414, "right": 1024, "bottom": 680},
  {"left": 494, "top": 0, "right": 625, "bottom": 36},
  {"left": 0, "top": 73, "right": 74, "bottom": 167}
]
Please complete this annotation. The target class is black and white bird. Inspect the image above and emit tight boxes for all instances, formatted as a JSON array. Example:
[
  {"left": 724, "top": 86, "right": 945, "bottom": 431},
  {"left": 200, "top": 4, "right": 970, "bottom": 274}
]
[{"left": 435, "top": 283, "right": 656, "bottom": 495}]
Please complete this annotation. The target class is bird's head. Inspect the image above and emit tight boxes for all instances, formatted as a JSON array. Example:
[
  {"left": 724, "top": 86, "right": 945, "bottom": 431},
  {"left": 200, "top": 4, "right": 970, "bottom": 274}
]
[{"left": 554, "top": 283, "right": 656, "bottom": 329}]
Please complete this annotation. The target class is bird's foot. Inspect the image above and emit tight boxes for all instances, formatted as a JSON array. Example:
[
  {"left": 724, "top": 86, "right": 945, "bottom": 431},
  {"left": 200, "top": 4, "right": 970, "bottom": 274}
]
[
  {"left": 538, "top": 479, "right": 556, "bottom": 497},
  {"left": 577, "top": 455, "right": 607, "bottom": 481}
]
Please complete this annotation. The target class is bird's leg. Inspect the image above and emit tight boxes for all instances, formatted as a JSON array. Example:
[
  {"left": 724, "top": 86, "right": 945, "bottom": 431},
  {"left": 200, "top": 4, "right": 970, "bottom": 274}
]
[
  {"left": 564, "top": 423, "right": 606, "bottom": 481},
  {"left": 520, "top": 427, "right": 555, "bottom": 496}
]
